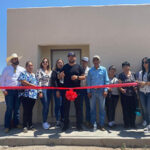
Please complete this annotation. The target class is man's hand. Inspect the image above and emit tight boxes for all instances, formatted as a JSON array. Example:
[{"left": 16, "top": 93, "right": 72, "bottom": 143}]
[
  {"left": 108, "top": 88, "right": 112, "bottom": 92},
  {"left": 71, "top": 75, "right": 78, "bottom": 81},
  {"left": 120, "top": 88, "right": 126, "bottom": 94},
  {"left": 138, "top": 81, "right": 146, "bottom": 88},
  {"left": 3, "top": 91, "right": 8, "bottom": 96},
  {"left": 39, "top": 92, "right": 43, "bottom": 98},
  {"left": 88, "top": 93, "right": 92, "bottom": 99},
  {"left": 56, "top": 91, "right": 61, "bottom": 98},
  {"left": 103, "top": 91, "right": 108, "bottom": 98}
]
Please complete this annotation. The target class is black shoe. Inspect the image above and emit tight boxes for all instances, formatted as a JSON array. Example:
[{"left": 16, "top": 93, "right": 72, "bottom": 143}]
[
  {"left": 98, "top": 126, "right": 106, "bottom": 131},
  {"left": 130, "top": 124, "right": 136, "bottom": 129},
  {"left": 124, "top": 125, "right": 129, "bottom": 129},
  {"left": 28, "top": 125, "right": 35, "bottom": 131},
  {"left": 76, "top": 126, "right": 83, "bottom": 131},
  {"left": 84, "top": 121, "right": 91, "bottom": 128},
  {"left": 88, "top": 123, "right": 94, "bottom": 129},
  {"left": 62, "top": 126, "right": 69, "bottom": 132}
]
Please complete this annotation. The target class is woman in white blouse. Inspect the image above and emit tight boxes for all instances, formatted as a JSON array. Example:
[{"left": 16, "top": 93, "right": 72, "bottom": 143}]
[
  {"left": 138, "top": 57, "right": 150, "bottom": 131},
  {"left": 36, "top": 58, "right": 52, "bottom": 130}
]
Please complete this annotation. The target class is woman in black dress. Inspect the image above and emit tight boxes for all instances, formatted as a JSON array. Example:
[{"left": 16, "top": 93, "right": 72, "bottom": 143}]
[{"left": 119, "top": 61, "right": 137, "bottom": 128}]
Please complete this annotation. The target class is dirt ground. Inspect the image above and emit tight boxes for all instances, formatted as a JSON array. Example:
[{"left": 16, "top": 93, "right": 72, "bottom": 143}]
[{"left": 0, "top": 146, "right": 149, "bottom": 150}]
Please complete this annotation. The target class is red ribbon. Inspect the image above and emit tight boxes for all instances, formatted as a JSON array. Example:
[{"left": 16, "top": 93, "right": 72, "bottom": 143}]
[
  {"left": 0, "top": 82, "right": 138, "bottom": 90},
  {"left": 65, "top": 90, "right": 78, "bottom": 101},
  {"left": 0, "top": 82, "right": 138, "bottom": 101}
]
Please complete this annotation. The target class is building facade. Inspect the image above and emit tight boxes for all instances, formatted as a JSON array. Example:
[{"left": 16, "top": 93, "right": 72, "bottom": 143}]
[{"left": 5, "top": 5, "right": 150, "bottom": 124}]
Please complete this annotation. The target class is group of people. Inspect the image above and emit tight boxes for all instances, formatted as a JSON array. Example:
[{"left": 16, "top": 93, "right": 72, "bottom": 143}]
[{"left": 1, "top": 52, "right": 150, "bottom": 133}]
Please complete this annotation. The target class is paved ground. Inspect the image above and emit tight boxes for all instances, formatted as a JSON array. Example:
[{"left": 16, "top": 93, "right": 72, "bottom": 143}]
[
  {"left": 1, "top": 124, "right": 150, "bottom": 139},
  {"left": 0, "top": 124, "right": 150, "bottom": 147},
  {"left": 0, "top": 145, "right": 150, "bottom": 150}
]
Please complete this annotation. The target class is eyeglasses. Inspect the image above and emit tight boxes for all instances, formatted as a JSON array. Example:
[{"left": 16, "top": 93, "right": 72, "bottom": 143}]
[{"left": 42, "top": 61, "right": 48, "bottom": 63}]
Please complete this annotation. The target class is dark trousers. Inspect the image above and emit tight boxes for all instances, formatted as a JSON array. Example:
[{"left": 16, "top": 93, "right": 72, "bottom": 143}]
[
  {"left": 106, "top": 95, "right": 119, "bottom": 122},
  {"left": 21, "top": 97, "right": 36, "bottom": 127},
  {"left": 80, "top": 89, "right": 90, "bottom": 123},
  {"left": 120, "top": 94, "right": 136, "bottom": 127},
  {"left": 53, "top": 90, "right": 65, "bottom": 122},
  {"left": 64, "top": 91, "right": 82, "bottom": 128},
  {"left": 4, "top": 90, "right": 20, "bottom": 128}
]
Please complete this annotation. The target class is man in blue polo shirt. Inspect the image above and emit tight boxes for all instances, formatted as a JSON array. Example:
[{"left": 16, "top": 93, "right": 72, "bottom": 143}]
[{"left": 87, "top": 55, "right": 109, "bottom": 131}]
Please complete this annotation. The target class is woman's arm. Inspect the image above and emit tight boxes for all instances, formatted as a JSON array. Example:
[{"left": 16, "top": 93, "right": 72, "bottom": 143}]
[
  {"left": 51, "top": 71, "right": 58, "bottom": 87},
  {"left": 21, "top": 80, "right": 36, "bottom": 87}
]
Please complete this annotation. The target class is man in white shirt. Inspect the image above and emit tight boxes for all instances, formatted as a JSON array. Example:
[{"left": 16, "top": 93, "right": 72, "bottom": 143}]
[
  {"left": 1, "top": 53, "right": 25, "bottom": 133},
  {"left": 80, "top": 57, "right": 90, "bottom": 127}
]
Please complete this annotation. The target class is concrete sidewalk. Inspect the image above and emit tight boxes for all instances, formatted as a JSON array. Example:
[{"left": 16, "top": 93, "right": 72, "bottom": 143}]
[{"left": 0, "top": 124, "right": 150, "bottom": 148}]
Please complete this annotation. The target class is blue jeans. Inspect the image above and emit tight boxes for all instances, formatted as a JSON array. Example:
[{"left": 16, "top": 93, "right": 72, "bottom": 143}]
[
  {"left": 139, "top": 92, "right": 150, "bottom": 124},
  {"left": 80, "top": 89, "right": 90, "bottom": 123},
  {"left": 90, "top": 90, "right": 106, "bottom": 126},
  {"left": 40, "top": 89, "right": 52, "bottom": 123},
  {"left": 5, "top": 90, "right": 20, "bottom": 128}
]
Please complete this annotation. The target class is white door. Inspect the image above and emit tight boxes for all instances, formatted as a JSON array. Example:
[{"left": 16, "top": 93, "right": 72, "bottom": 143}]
[{"left": 51, "top": 49, "right": 81, "bottom": 69}]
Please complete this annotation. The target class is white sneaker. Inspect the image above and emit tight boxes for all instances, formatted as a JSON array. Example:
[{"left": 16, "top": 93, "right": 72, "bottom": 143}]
[
  {"left": 144, "top": 125, "right": 150, "bottom": 133},
  {"left": 112, "top": 121, "right": 116, "bottom": 126},
  {"left": 42, "top": 122, "right": 50, "bottom": 130},
  {"left": 147, "top": 125, "right": 150, "bottom": 132},
  {"left": 142, "top": 120, "right": 147, "bottom": 127},
  {"left": 108, "top": 122, "right": 113, "bottom": 127}
]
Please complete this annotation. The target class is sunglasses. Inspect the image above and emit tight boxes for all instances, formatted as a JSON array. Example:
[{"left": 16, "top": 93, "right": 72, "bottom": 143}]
[{"left": 42, "top": 61, "right": 48, "bottom": 63}]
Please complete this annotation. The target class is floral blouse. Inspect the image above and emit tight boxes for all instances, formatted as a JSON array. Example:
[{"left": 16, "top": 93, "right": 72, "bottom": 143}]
[
  {"left": 18, "top": 71, "right": 38, "bottom": 99},
  {"left": 36, "top": 68, "right": 52, "bottom": 87}
]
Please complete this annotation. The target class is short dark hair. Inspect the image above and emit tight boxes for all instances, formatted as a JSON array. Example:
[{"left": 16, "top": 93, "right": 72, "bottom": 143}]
[
  {"left": 25, "top": 61, "right": 32, "bottom": 68},
  {"left": 109, "top": 65, "right": 116, "bottom": 71},
  {"left": 122, "top": 61, "right": 130, "bottom": 68}
]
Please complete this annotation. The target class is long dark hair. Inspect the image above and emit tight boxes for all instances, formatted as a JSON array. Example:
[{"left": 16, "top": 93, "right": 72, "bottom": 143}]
[
  {"left": 54, "top": 58, "right": 64, "bottom": 71},
  {"left": 147, "top": 58, "right": 150, "bottom": 81},
  {"left": 141, "top": 57, "right": 148, "bottom": 81},
  {"left": 40, "top": 58, "right": 50, "bottom": 71}
]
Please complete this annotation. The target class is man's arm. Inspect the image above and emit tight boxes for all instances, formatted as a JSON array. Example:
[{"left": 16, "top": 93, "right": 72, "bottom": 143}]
[
  {"left": 71, "top": 74, "right": 85, "bottom": 80},
  {"left": 78, "top": 66, "right": 86, "bottom": 80},
  {"left": 71, "top": 65, "right": 85, "bottom": 81},
  {"left": 104, "top": 68, "right": 109, "bottom": 92},
  {"left": 87, "top": 70, "right": 91, "bottom": 93},
  {"left": 1, "top": 68, "right": 8, "bottom": 94},
  {"left": 20, "top": 80, "right": 36, "bottom": 87}
]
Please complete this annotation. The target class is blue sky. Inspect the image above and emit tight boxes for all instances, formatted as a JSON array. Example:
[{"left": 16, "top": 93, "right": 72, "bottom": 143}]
[{"left": 0, "top": 0, "right": 150, "bottom": 74}]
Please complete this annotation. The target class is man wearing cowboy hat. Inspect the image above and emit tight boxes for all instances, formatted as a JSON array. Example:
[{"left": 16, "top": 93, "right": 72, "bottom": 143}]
[{"left": 1, "top": 53, "right": 25, "bottom": 133}]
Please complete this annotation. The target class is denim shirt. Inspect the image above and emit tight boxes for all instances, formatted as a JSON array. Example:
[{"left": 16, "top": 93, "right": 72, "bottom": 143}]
[
  {"left": 18, "top": 71, "right": 38, "bottom": 99},
  {"left": 87, "top": 66, "right": 109, "bottom": 93}
]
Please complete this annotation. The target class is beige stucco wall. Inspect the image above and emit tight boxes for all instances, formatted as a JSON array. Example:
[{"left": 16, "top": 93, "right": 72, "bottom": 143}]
[
  {"left": 5, "top": 5, "right": 150, "bottom": 125},
  {"left": 7, "top": 5, "right": 150, "bottom": 72}
]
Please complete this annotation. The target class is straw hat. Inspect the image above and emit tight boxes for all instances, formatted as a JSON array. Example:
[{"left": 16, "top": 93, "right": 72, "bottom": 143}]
[{"left": 6, "top": 53, "right": 22, "bottom": 63}]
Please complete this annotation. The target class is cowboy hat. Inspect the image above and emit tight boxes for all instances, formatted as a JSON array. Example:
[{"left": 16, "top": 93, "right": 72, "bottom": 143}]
[{"left": 6, "top": 53, "right": 22, "bottom": 63}]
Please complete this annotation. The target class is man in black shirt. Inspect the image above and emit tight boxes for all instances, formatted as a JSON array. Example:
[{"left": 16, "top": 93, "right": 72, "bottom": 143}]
[{"left": 60, "top": 52, "right": 85, "bottom": 131}]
